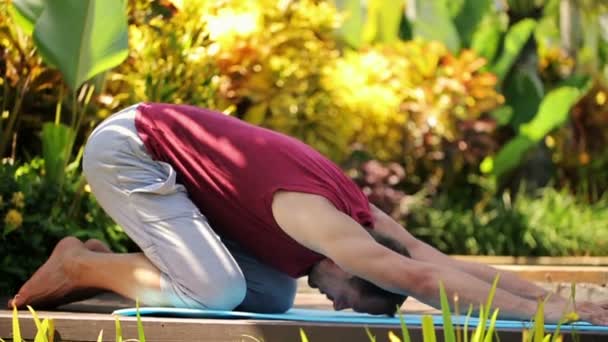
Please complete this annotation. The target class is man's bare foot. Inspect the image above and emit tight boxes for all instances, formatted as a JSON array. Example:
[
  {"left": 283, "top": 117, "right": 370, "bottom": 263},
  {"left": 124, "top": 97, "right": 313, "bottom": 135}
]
[{"left": 8, "top": 237, "right": 112, "bottom": 309}]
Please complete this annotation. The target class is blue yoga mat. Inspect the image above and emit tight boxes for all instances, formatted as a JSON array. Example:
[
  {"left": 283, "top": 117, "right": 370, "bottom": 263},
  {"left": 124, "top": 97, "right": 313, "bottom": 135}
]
[{"left": 113, "top": 307, "right": 608, "bottom": 333}]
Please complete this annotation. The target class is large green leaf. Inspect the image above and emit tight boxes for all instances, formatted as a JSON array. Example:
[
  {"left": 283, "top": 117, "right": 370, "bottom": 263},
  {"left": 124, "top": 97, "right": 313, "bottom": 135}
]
[
  {"left": 335, "top": 0, "right": 364, "bottom": 48},
  {"left": 470, "top": 14, "right": 503, "bottom": 64},
  {"left": 41, "top": 123, "right": 75, "bottom": 188},
  {"left": 483, "top": 86, "right": 583, "bottom": 178},
  {"left": 8, "top": 0, "right": 45, "bottom": 35},
  {"left": 411, "top": 0, "right": 461, "bottom": 52},
  {"left": 32, "top": 0, "right": 128, "bottom": 90},
  {"left": 453, "top": 0, "right": 492, "bottom": 47},
  {"left": 375, "top": 0, "right": 403, "bottom": 44},
  {"left": 490, "top": 19, "right": 537, "bottom": 81},
  {"left": 503, "top": 66, "right": 544, "bottom": 130}
]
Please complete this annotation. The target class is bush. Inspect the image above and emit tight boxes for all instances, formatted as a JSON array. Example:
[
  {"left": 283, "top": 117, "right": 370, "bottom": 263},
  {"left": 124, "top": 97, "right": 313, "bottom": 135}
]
[
  {"left": 406, "top": 187, "right": 608, "bottom": 256},
  {"left": 0, "top": 158, "right": 130, "bottom": 295},
  {"left": 350, "top": 158, "right": 607, "bottom": 256},
  {"left": 329, "top": 41, "right": 504, "bottom": 191}
]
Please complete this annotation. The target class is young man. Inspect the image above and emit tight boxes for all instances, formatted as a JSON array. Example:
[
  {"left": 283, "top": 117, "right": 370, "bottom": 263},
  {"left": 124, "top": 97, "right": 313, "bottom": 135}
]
[{"left": 9, "top": 103, "right": 608, "bottom": 324}]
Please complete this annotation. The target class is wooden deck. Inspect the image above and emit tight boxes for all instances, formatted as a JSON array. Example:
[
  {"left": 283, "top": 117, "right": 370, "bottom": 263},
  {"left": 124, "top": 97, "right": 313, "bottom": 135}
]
[
  {"left": 1, "top": 293, "right": 606, "bottom": 342},
  {"left": 1, "top": 264, "right": 607, "bottom": 341}
]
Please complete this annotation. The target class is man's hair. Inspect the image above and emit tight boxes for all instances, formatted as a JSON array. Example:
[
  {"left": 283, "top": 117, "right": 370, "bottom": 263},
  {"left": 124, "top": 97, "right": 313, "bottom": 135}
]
[{"left": 348, "top": 228, "right": 410, "bottom": 315}]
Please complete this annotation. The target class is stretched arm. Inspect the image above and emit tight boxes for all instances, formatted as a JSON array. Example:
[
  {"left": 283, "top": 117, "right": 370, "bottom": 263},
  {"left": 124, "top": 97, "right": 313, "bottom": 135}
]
[
  {"left": 369, "top": 204, "right": 562, "bottom": 304},
  {"left": 270, "top": 192, "right": 585, "bottom": 323}
]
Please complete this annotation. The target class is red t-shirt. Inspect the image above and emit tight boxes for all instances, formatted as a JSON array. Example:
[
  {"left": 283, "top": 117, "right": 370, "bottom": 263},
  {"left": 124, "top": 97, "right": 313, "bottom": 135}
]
[{"left": 134, "top": 103, "right": 373, "bottom": 277}]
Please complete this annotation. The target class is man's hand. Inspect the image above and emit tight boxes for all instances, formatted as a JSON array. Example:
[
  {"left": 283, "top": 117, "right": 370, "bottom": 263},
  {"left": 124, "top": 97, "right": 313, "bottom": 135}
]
[{"left": 574, "top": 301, "right": 608, "bottom": 325}]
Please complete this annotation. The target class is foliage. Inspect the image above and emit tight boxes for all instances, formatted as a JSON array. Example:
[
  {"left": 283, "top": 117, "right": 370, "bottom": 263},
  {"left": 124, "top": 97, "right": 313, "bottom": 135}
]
[
  {"left": 549, "top": 84, "right": 608, "bottom": 198},
  {"left": 203, "top": 0, "right": 349, "bottom": 160},
  {"left": 0, "top": 1, "right": 62, "bottom": 158},
  {"left": 351, "top": 158, "right": 608, "bottom": 256},
  {"left": 101, "top": 0, "right": 218, "bottom": 117},
  {"left": 406, "top": 186, "right": 608, "bottom": 256},
  {"left": 331, "top": 40, "right": 503, "bottom": 188},
  {"left": 0, "top": 159, "right": 129, "bottom": 295}
]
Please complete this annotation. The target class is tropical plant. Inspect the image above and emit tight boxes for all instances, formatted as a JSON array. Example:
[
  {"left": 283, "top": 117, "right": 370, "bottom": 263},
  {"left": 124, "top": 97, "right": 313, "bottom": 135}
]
[
  {"left": 0, "top": 158, "right": 130, "bottom": 295},
  {"left": 9, "top": 0, "right": 129, "bottom": 189}
]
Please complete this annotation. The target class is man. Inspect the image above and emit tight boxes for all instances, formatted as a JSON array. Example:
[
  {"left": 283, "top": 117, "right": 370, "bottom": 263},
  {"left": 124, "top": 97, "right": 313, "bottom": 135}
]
[{"left": 9, "top": 103, "right": 608, "bottom": 324}]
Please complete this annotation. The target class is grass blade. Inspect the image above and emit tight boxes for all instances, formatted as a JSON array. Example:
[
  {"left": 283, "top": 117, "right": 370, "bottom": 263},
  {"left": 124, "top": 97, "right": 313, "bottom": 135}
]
[
  {"left": 48, "top": 319, "right": 55, "bottom": 342},
  {"left": 12, "top": 303, "right": 22, "bottom": 342},
  {"left": 136, "top": 299, "right": 146, "bottom": 342},
  {"left": 483, "top": 309, "right": 499, "bottom": 342},
  {"left": 114, "top": 315, "right": 123, "bottom": 342},
  {"left": 484, "top": 276, "right": 500, "bottom": 318},
  {"left": 27, "top": 306, "right": 43, "bottom": 332},
  {"left": 299, "top": 328, "right": 309, "bottom": 342},
  {"left": 34, "top": 319, "right": 49, "bottom": 342},
  {"left": 388, "top": 331, "right": 402, "bottom": 342},
  {"left": 421, "top": 315, "right": 437, "bottom": 342},
  {"left": 534, "top": 300, "right": 545, "bottom": 342},
  {"left": 472, "top": 303, "right": 485, "bottom": 342},
  {"left": 454, "top": 294, "right": 462, "bottom": 342},
  {"left": 439, "top": 281, "right": 456, "bottom": 342},
  {"left": 97, "top": 329, "right": 104, "bottom": 342},
  {"left": 365, "top": 327, "right": 377, "bottom": 342},
  {"left": 551, "top": 318, "right": 564, "bottom": 342},
  {"left": 397, "top": 310, "right": 411, "bottom": 342},
  {"left": 463, "top": 304, "right": 473, "bottom": 342}
]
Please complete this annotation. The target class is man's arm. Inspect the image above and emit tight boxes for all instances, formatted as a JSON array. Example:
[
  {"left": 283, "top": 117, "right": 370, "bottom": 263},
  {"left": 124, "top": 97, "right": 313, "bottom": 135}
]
[
  {"left": 270, "top": 192, "right": 577, "bottom": 323},
  {"left": 369, "top": 204, "right": 561, "bottom": 304}
]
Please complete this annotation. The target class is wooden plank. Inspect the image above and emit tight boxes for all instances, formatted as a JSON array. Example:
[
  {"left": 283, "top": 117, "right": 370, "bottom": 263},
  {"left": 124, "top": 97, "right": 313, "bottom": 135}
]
[
  {"left": 452, "top": 256, "right": 608, "bottom": 266},
  {"left": 1, "top": 310, "right": 606, "bottom": 342},
  {"left": 494, "top": 265, "right": 608, "bottom": 285}
]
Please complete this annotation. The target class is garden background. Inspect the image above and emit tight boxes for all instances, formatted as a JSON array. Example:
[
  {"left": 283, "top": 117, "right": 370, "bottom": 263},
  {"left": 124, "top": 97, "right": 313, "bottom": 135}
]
[{"left": 1, "top": 0, "right": 607, "bottom": 296}]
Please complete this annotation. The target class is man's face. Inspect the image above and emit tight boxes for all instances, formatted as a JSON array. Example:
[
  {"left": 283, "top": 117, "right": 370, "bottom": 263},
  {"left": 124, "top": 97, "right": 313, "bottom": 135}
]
[{"left": 308, "top": 260, "right": 397, "bottom": 315}]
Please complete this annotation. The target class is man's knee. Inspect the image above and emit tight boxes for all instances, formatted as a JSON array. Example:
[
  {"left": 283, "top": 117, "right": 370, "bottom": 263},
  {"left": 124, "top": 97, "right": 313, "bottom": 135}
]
[
  {"left": 164, "top": 271, "right": 247, "bottom": 310},
  {"left": 236, "top": 279, "right": 296, "bottom": 313}
]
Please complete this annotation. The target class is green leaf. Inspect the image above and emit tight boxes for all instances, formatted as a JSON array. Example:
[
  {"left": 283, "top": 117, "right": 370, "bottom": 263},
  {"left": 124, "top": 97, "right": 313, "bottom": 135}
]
[
  {"left": 488, "top": 86, "right": 583, "bottom": 178},
  {"left": 503, "top": 66, "right": 544, "bottom": 130},
  {"left": 9, "top": 0, "right": 45, "bottom": 35},
  {"left": 470, "top": 14, "right": 503, "bottom": 63},
  {"left": 336, "top": 0, "right": 364, "bottom": 48},
  {"left": 32, "top": 0, "right": 129, "bottom": 90},
  {"left": 453, "top": 0, "right": 492, "bottom": 47},
  {"left": 519, "top": 87, "right": 582, "bottom": 141},
  {"left": 490, "top": 19, "right": 537, "bottom": 81},
  {"left": 439, "top": 281, "right": 456, "bottom": 342},
  {"left": 411, "top": 0, "right": 461, "bottom": 52},
  {"left": 375, "top": 0, "right": 403, "bottom": 44},
  {"left": 136, "top": 299, "right": 146, "bottom": 342},
  {"left": 41, "top": 123, "right": 75, "bottom": 188},
  {"left": 421, "top": 315, "right": 437, "bottom": 342}
]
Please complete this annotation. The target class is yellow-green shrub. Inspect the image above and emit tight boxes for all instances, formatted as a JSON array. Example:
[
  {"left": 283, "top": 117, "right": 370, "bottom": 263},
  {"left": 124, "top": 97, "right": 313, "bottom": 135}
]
[
  {"left": 325, "top": 40, "right": 504, "bottom": 184},
  {"left": 205, "top": 0, "right": 349, "bottom": 160},
  {"left": 100, "top": 0, "right": 219, "bottom": 118}
]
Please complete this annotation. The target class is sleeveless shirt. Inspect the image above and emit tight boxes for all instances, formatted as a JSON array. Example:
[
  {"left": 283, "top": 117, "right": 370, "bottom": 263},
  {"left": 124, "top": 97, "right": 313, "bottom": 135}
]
[{"left": 134, "top": 103, "right": 373, "bottom": 277}]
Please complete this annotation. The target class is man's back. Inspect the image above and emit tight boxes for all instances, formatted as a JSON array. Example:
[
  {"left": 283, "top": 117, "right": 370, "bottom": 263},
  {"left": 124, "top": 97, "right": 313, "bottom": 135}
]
[{"left": 135, "top": 103, "right": 373, "bottom": 276}]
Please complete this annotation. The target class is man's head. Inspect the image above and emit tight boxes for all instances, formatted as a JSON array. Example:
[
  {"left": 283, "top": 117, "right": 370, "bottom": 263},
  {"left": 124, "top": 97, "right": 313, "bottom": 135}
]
[{"left": 307, "top": 229, "right": 410, "bottom": 316}]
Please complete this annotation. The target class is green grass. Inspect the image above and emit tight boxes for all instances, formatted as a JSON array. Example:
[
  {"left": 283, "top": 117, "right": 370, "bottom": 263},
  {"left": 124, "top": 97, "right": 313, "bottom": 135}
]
[{"left": 3, "top": 282, "right": 580, "bottom": 342}]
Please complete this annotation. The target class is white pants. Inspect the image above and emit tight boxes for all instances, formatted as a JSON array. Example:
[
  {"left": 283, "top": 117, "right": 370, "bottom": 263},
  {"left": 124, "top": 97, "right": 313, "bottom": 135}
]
[{"left": 82, "top": 104, "right": 296, "bottom": 312}]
